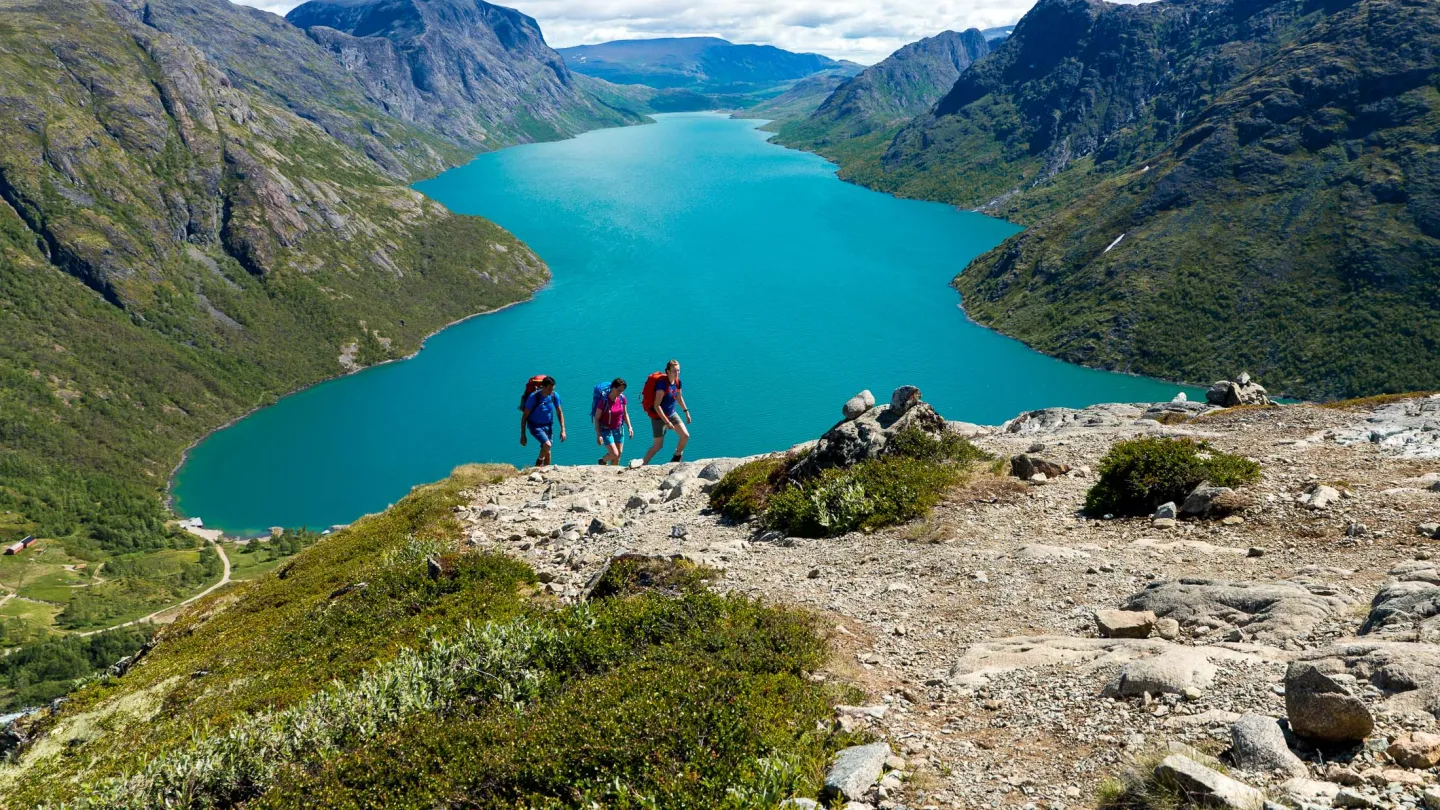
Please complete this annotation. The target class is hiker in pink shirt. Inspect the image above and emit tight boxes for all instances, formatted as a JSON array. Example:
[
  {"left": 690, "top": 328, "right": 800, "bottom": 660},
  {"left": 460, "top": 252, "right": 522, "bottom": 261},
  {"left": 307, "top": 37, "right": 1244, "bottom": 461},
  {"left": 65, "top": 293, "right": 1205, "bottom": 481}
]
[{"left": 592, "top": 378, "right": 634, "bottom": 466}]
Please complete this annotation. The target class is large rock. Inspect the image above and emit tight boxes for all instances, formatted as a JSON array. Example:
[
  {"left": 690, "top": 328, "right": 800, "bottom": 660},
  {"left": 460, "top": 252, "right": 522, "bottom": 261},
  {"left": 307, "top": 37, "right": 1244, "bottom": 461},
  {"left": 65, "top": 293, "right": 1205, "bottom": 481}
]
[
  {"left": 1180, "top": 485, "right": 1249, "bottom": 518},
  {"left": 1011, "top": 454, "right": 1071, "bottom": 480},
  {"left": 1096, "top": 609, "right": 1156, "bottom": 639},
  {"left": 1292, "top": 641, "right": 1440, "bottom": 725},
  {"left": 1206, "top": 375, "right": 1271, "bottom": 408},
  {"left": 949, "top": 636, "right": 1273, "bottom": 691},
  {"left": 842, "top": 390, "right": 876, "bottom": 420},
  {"left": 823, "top": 742, "right": 890, "bottom": 801},
  {"left": 1230, "top": 714, "right": 1307, "bottom": 777},
  {"left": 1285, "top": 662, "right": 1375, "bottom": 744},
  {"left": 792, "top": 389, "right": 947, "bottom": 477},
  {"left": 1001, "top": 403, "right": 1147, "bottom": 436},
  {"left": 1360, "top": 561, "right": 1440, "bottom": 636},
  {"left": 1122, "top": 579, "right": 1354, "bottom": 644},
  {"left": 1387, "top": 731, "right": 1440, "bottom": 769},
  {"left": 1103, "top": 646, "right": 1218, "bottom": 697},
  {"left": 1155, "top": 754, "right": 1264, "bottom": 810},
  {"left": 697, "top": 458, "right": 742, "bottom": 481}
]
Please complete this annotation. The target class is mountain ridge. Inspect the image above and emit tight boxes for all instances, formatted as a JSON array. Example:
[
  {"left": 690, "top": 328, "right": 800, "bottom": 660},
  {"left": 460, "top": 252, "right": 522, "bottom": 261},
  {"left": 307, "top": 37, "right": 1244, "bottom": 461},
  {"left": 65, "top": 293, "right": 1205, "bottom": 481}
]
[{"left": 771, "top": 0, "right": 1439, "bottom": 399}]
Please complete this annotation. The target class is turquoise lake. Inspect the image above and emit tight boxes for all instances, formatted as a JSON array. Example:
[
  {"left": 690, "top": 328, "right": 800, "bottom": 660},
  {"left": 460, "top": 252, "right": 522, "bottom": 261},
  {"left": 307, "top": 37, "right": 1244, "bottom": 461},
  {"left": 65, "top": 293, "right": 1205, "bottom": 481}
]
[{"left": 172, "top": 113, "right": 1199, "bottom": 535}]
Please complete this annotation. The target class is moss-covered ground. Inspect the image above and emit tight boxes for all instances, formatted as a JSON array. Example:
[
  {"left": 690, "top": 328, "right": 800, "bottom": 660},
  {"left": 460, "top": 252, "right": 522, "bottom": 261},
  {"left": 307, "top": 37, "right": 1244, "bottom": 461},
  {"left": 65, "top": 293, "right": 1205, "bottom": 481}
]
[{"left": 2, "top": 465, "right": 858, "bottom": 809}]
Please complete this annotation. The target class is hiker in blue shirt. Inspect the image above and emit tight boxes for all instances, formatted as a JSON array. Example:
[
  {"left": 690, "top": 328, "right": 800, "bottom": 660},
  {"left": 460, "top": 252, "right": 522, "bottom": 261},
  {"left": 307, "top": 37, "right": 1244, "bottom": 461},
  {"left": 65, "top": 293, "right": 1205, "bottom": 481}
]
[{"left": 520, "top": 376, "right": 566, "bottom": 467}]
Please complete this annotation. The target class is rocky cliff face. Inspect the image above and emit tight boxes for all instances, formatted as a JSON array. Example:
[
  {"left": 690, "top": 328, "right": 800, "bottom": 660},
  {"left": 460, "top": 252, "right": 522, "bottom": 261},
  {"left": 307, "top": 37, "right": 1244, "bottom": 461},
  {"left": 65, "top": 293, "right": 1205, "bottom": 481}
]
[
  {"left": 287, "top": 0, "right": 642, "bottom": 148},
  {"left": 802, "top": 29, "right": 991, "bottom": 139}
]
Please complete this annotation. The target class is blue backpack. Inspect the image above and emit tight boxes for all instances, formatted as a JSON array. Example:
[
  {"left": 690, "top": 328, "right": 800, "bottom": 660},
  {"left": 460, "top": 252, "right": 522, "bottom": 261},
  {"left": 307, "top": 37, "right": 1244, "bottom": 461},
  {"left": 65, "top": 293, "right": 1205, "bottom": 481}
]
[{"left": 591, "top": 382, "right": 612, "bottom": 419}]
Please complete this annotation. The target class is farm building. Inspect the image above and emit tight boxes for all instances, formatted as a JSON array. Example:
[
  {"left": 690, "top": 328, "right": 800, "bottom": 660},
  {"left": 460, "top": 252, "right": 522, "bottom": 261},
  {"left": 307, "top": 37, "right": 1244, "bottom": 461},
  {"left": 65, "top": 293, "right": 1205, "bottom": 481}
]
[{"left": 4, "top": 536, "right": 37, "bottom": 555}]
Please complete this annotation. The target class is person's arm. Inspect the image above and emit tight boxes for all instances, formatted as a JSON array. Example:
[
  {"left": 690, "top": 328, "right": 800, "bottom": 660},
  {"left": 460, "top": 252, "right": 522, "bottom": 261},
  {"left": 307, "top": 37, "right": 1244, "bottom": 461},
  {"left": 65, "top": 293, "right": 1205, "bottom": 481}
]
[
  {"left": 677, "top": 389, "right": 692, "bottom": 424},
  {"left": 557, "top": 404, "right": 566, "bottom": 441},
  {"left": 654, "top": 390, "right": 673, "bottom": 427},
  {"left": 624, "top": 402, "right": 634, "bottom": 437},
  {"left": 594, "top": 406, "right": 603, "bottom": 445},
  {"left": 520, "top": 405, "right": 530, "bottom": 445}
]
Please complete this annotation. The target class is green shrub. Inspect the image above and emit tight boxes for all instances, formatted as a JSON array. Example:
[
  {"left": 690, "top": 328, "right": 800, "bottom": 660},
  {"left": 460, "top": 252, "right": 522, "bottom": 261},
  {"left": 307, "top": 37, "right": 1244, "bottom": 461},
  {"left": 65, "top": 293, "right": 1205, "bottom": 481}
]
[
  {"left": 586, "top": 554, "right": 717, "bottom": 600},
  {"left": 708, "top": 457, "right": 788, "bottom": 522},
  {"left": 1084, "top": 437, "right": 1261, "bottom": 517},
  {"left": 886, "top": 425, "right": 992, "bottom": 464},
  {"left": 765, "top": 457, "right": 964, "bottom": 538},
  {"left": 709, "top": 427, "right": 987, "bottom": 539}
]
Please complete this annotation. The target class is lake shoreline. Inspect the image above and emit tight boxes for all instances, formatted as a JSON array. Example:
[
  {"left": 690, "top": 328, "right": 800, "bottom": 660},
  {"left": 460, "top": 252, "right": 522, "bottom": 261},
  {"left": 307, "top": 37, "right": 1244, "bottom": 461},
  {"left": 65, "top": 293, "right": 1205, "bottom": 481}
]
[
  {"left": 176, "top": 114, "right": 1203, "bottom": 535},
  {"left": 163, "top": 285, "right": 550, "bottom": 539}
]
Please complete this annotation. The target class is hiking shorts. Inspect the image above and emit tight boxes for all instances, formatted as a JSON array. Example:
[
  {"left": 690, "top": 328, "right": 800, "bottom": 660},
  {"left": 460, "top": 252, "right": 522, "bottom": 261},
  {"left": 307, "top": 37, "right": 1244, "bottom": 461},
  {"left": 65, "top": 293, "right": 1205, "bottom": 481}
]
[
  {"left": 650, "top": 414, "right": 678, "bottom": 438},
  {"left": 527, "top": 423, "right": 554, "bottom": 445},
  {"left": 599, "top": 426, "right": 624, "bottom": 446}
]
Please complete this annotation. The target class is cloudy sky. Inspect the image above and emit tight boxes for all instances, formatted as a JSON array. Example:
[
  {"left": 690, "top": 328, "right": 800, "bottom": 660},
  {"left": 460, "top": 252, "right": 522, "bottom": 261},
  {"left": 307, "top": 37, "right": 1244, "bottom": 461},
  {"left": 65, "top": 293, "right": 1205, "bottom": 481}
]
[{"left": 231, "top": 0, "right": 1042, "bottom": 64}]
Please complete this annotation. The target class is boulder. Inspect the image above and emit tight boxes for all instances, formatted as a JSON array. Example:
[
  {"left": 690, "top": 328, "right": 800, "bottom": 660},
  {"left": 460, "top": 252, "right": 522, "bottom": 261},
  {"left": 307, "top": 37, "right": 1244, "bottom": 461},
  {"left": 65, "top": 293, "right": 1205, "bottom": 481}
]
[
  {"left": 950, "top": 635, "right": 1272, "bottom": 692},
  {"left": 1155, "top": 501, "right": 1179, "bottom": 520},
  {"left": 1181, "top": 485, "right": 1250, "bottom": 518},
  {"left": 1360, "top": 561, "right": 1440, "bottom": 636},
  {"left": 1011, "top": 454, "right": 1071, "bottom": 480},
  {"left": 1122, "top": 579, "right": 1354, "bottom": 644},
  {"left": 587, "top": 517, "right": 616, "bottom": 535},
  {"left": 889, "top": 385, "right": 921, "bottom": 413},
  {"left": 792, "top": 395, "right": 948, "bottom": 477},
  {"left": 1299, "top": 484, "right": 1342, "bottom": 510},
  {"left": 697, "top": 459, "right": 741, "bottom": 481},
  {"left": 1418, "top": 523, "right": 1440, "bottom": 539},
  {"left": 823, "top": 742, "right": 890, "bottom": 801},
  {"left": 1285, "top": 662, "right": 1374, "bottom": 744},
  {"left": 1230, "top": 714, "right": 1307, "bottom": 777},
  {"left": 1387, "top": 731, "right": 1440, "bottom": 769},
  {"left": 1206, "top": 376, "right": 1271, "bottom": 408},
  {"left": 1096, "top": 609, "right": 1157, "bottom": 639},
  {"left": 1154, "top": 754, "right": 1264, "bottom": 810},
  {"left": 1103, "top": 646, "right": 1218, "bottom": 697},
  {"left": 1281, "top": 778, "right": 1342, "bottom": 806},
  {"left": 842, "top": 390, "right": 876, "bottom": 420},
  {"left": 1155, "top": 618, "right": 1182, "bottom": 640}
]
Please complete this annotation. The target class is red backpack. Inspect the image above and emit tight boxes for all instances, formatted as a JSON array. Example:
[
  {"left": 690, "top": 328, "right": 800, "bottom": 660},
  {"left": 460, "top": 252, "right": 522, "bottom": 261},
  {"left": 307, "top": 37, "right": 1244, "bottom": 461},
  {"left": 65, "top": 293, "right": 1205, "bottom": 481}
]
[
  {"left": 641, "top": 371, "right": 668, "bottom": 418},
  {"left": 519, "top": 375, "right": 548, "bottom": 411}
]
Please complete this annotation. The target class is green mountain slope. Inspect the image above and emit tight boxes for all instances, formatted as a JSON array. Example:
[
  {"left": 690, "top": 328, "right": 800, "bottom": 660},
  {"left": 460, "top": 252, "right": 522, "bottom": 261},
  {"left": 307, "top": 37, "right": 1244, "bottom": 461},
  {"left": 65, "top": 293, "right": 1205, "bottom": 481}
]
[
  {"left": 0, "top": 466, "right": 853, "bottom": 808},
  {"left": 800, "top": 0, "right": 1439, "bottom": 399},
  {"left": 0, "top": 0, "right": 556, "bottom": 634},
  {"left": 772, "top": 29, "right": 991, "bottom": 177},
  {"left": 953, "top": 0, "right": 1440, "bottom": 399}
]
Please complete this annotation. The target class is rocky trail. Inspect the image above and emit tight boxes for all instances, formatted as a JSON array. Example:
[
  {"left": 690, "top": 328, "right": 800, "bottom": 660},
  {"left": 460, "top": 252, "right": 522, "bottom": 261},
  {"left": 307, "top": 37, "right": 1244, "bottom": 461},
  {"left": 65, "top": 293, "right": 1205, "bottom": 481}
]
[{"left": 453, "top": 390, "right": 1440, "bottom": 810}]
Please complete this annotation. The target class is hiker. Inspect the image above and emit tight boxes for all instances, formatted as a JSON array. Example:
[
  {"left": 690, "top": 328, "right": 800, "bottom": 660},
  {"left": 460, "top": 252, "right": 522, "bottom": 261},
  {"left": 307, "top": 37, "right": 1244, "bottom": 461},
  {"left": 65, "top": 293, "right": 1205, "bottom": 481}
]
[
  {"left": 592, "top": 378, "right": 633, "bottom": 466},
  {"left": 519, "top": 376, "right": 565, "bottom": 467},
  {"left": 641, "top": 359, "right": 691, "bottom": 465}
]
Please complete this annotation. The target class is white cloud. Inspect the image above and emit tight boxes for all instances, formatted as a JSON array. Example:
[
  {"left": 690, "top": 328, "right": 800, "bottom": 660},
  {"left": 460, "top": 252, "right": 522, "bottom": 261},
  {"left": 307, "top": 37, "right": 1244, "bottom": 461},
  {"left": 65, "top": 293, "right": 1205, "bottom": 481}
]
[{"left": 229, "top": 0, "right": 1045, "bottom": 64}]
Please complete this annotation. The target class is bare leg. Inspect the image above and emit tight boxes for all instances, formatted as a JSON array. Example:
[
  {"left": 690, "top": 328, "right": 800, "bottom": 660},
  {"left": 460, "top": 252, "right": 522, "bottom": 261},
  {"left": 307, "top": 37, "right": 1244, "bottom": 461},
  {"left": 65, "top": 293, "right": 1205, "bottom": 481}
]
[
  {"left": 538, "top": 442, "right": 553, "bottom": 467},
  {"left": 671, "top": 421, "right": 690, "bottom": 460},
  {"left": 642, "top": 435, "right": 665, "bottom": 464},
  {"left": 604, "top": 441, "right": 622, "bottom": 465}
]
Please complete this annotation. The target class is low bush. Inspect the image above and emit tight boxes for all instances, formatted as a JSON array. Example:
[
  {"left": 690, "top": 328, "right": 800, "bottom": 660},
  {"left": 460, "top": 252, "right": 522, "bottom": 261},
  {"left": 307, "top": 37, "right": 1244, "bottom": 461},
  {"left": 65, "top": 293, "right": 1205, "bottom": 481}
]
[
  {"left": 585, "top": 554, "right": 717, "bottom": 600},
  {"left": 766, "top": 457, "right": 965, "bottom": 538},
  {"left": 708, "top": 457, "right": 788, "bottom": 522},
  {"left": 55, "top": 590, "right": 850, "bottom": 810},
  {"left": 886, "top": 425, "right": 991, "bottom": 465},
  {"left": 1084, "top": 437, "right": 1261, "bottom": 517},
  {"left": 709, "top": 427, "right": 991, "bottom": 539}
]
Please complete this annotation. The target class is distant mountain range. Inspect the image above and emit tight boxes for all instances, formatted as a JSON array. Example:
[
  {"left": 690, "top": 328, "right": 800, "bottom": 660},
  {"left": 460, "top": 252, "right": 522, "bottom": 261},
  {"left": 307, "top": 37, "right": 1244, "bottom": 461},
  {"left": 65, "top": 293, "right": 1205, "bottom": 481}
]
[
  {"left": 558, "top": 37, "right": 861, "bottom": 95},
  {"left": 771, "top": 0, "right": 1439, "bottom": 399}
]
